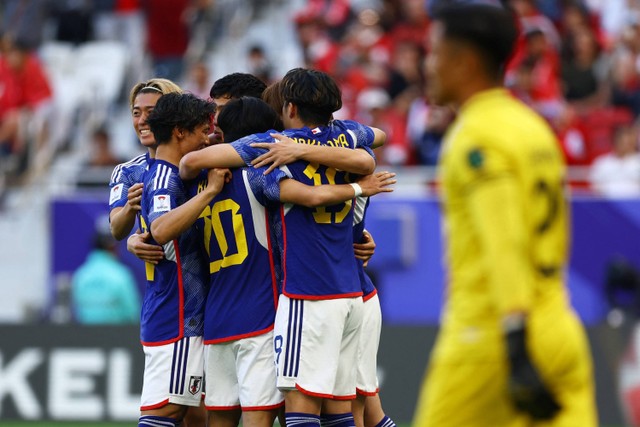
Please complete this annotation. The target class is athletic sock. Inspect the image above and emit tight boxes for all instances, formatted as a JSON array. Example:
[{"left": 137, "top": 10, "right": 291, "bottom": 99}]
[
  {"left": 320, "top": 412, "right": 355, "bottom": 427},
  {"left": 374, "top": 415, "right": 397, "bottom": 427},
  {"left": 138, "top": 415, "right": 182, "bottom": 427},
  {"left": 286, "top": 412, "right": 322, "bottom": 427}
]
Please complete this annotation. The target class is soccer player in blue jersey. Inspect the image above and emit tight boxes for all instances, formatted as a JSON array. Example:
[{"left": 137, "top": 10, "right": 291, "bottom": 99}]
[
  {"left": 179, "top": 68, "right": 383, "bottom": 427},
  {"left": 108, "top": 78, "right": 181, "bottom": 261},
  {"left": 137, "top": 92, "right": 229, "bottom": 427},
  {"left": 208, "top": 72, "right": 268, "bottom": 145},
  {"left": 201, "top": 96, "right": 394, "bottom": 427}
]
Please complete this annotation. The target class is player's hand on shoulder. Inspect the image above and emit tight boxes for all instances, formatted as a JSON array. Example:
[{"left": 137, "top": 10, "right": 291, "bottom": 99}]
[
  {"left": 127, "top": 231, "right": 164, "bottom": 264},
  {"left": 357, "top": 170, "right": 396, "bottom": 197},
  {"left": 506, "top": 321, "right": 561, "bottom": 420},
  {"left": 354, "top": 230, "right": 376, "bottom": 267},
  {"left": 126, "top": 183, "right": 144, "bottom": 211},
  {"left": 250, "top": 133, "right": 301, "bottom": 174}
]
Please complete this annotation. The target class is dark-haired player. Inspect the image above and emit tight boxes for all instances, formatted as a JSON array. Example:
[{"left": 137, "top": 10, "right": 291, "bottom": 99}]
[
  {"left": 137, "top": 92, "right": 228, "bottom": 427},
  {"left": 200, "top": 95, "right": 394, "bottom": 427},
  {"left": 208, "top": 72, "right": 268, "bottom": 144},
  {"left": 412, "top": 4, "right": 596, "bottom": 426},
  {"left": 179, "top": 68, "right": 385, "bottom": 427}
]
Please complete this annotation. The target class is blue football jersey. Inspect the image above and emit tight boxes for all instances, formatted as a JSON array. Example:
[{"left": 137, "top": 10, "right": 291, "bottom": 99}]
[
  {"left": 231, "top": 120, "right": 376, "bottom": 299},
  {"left": 139, "top": 160, "right": 209, "bottom": 345},
  {"left": 197, "top": 166, "right": 286, "bottom": 343},
  {"left": 109, "top": 152, "right": 152, "bottom": 211}
]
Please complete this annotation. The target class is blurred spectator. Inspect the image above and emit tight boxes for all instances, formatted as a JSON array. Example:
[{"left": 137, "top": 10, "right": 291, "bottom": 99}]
[
  {"left": 507, "top": 27, "right": 564, "bottom": 121},
  {"left": 182, "top": 59, "right": 213, "bottom": 100},
  {"left": 71, "top": 216, "right": 140, "bottom": 325},
  {"left": 140, "top": 0, "right": 190, "bottom": 82},
  {"left": 410, "top": 101, "right": 455, "bottom": 166},
  {"left": 86, "top": 126, "right": 122, "bottom": 168},
  {"left": 0, "top": 0, "right": 51, "bottom": 50},
  {"left": 0, "top": 35, "right": 53, "bottom": 171},
  {"left": 356, "top": 87, "right": 413, "bottom": 166},
  {"left": 609, "top": 16, "right": 640, "bottom": 117},
  {"left": 560, "top": 24, "right": 609, "bottom": 112},
  {"left": 589, "top": 124, "right": 640, "bottom": 197},
  {"left": 50, "top": 0, "right": 95, "bottom": 45},
  {"left": 247, "top": 44, "right": 273, "bottom": 84}
]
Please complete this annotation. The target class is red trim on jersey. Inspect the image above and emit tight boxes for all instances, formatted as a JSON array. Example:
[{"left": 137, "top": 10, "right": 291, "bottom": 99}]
[
  {"left": 283, "top": 290, "right": 363, "bottom": 300},
  {"left": 140, "top": 398, "right": 170, "bottom": 411},
  {"left": 242, "top": 401, "right": 285, "bottom": 411},
  {"left": 363, "top": 288, "right": 378, "bottom": 302},
  {"left": 174, "top": 238, "right": 185, "bottom": 339},
  {"left": 204, "top": 324, "right": 274, "bottom": 344},
  {"left": 280, "top": 205, "right": 288, "bottom": 294},
  {"left": 295, "top": 384, "right": 356, "bottom": 400},
  {"left": 205, "top": 403, "right": 242, "bottom": 411},
  {"left": 140, "top": 337, "right": 183, "bottom": 346},
  {"left": 356, "top": 387, "right": 379, "bottom": 397},
  {"left": 265, "top": 207, "right": 280, "bottom": 309}
]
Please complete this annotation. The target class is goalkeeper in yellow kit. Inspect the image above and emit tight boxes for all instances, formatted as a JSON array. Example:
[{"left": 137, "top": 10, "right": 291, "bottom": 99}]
[{"left": 412, "top": 3, "right": 596, "bottom": 427}]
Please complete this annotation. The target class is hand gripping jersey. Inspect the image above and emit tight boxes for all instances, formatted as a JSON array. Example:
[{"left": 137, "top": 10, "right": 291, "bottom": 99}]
[
  {"left": 139, "top": 160, "right": 209, "bottom": 345},
  {"left": 231, "top": 120, "right": 376, "bottom": 299},
  {"left": 109, "top": 152, "right": 153, "bottom": 212},
  {"left": 195, "top": 166, "right": 287, "bottom": 344}
]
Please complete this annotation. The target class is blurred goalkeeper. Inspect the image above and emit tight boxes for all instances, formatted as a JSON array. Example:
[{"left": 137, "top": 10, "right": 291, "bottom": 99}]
[{"left": 412, "top": 3, "right": 596, "bottom": 427}]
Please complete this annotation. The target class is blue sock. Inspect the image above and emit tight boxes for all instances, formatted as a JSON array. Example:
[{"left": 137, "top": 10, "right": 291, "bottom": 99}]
[
  {"left": 286, "top": 412, "right": 321, "bottom": 427},
  {"left": 320, "top": 412, "right": 355, "bottom": 427},
  {"left": 374, "top": 415, "right": 396, "bottom": 427},
  {"left": 138, "top": 415, "right": 182, "bottom": 427}
]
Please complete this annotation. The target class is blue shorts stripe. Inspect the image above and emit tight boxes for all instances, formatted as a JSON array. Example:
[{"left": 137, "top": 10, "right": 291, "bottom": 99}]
[
  {"left": 179, "top": 337, "right": 190, "bottom": 394},
  {"left": 169, "top": 341, "right": 178, "bottom": 393}
]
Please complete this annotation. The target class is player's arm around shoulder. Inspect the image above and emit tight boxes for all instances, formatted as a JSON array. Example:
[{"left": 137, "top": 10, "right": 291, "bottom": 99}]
[
  {"left": 151, "top": 168, "right": 231, "bottom": 244},
  {"left": 279, "top": 170, "right": 395, "bottom": 207},
  {"left": 250, "top": 133, "right": 377, "bottom": 175},
  {"left": 179, "top": 143, "right": 244, "bottom": 180}
]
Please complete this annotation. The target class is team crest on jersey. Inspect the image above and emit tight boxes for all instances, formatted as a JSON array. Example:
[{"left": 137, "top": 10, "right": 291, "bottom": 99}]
[
  {"left": 188, "top": 376, "right": 203, "bottom": 395},
  {"left": 467, "top": 148, "right": 484, "bottom": 169},
  {"left": 153, "top": 195, "right": 171, "bottom": 212},
  {"left": 109, "top": 184, "right": 123, "bottom": 205}
]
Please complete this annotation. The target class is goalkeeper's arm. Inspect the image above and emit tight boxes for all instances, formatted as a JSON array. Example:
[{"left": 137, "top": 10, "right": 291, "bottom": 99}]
[{"left": 504, "top": 313, "right": 561, "bottom": 420}]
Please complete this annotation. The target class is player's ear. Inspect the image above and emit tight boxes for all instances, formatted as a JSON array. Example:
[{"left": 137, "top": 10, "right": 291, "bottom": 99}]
[
  {"left": 286, "top": 102, "right": 297, "bottom": 119},
  {"left": 174, "top": 127, "right": 184, "bottom": 139}
]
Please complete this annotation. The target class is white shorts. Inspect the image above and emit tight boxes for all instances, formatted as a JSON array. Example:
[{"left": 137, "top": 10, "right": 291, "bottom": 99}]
[
  {"left": 140, "top": 336, "right": 205, "bottom": 410},
  {"left": 204, "top": 331, "right": 284, "bottom": 410},
  {"left": 356, "top": 294, "right": 382, "bottom": 396},
  {"left": 273, "top": 295, "right": 364, "bottom": 398}
]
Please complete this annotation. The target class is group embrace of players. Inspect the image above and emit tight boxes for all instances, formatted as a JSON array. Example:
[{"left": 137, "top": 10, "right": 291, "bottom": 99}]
[
  {"left": 108, "top": 2, "right": 600, "bottom": 427},
  {"left": 108, "top": 67, "right": 397, "bottom": 427}
]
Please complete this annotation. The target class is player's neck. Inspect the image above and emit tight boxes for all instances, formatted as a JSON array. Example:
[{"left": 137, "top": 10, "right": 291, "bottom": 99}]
[
  {"left": 456, "top": 79, "right": 502, "bottom": 108},
  {"left": 154, "top": 145, "right": 181, "bottom": 167}
]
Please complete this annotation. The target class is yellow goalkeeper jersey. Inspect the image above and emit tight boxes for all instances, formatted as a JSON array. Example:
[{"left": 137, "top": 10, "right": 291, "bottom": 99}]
[{"left": 436, "top": 88, "right": 571, "bottom": 360}]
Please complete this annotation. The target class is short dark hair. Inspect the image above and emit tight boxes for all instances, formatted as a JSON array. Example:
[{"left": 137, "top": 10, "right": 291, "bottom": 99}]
[
  {"left": 209, "top": 72, "right": 267, "bottom": 100},
  {"left": 280, "top": 68, "right": 342, "bottom": 125},
  {"left": 147, "top": 93, "right": 215, "bottom": 144},
  {"left": 217, "top": 97, "right": 281, "bottom": 142},
  {"left": 433, "top": 3, "right": 518, "bottom": 79}
]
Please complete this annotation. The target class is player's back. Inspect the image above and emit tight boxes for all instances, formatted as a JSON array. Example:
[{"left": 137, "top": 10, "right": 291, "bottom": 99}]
[
  {"left": 439, "top": 88, "right": 569, "bottom": 333},
  {"left": 198, "top": 166, "right": 281, "bottom": 343},
  {"left": 231, "top": 120, "right": 376, "bottom": 300}
]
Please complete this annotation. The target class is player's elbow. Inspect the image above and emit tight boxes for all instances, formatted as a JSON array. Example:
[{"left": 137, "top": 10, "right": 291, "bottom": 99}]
[
  {"left": 149, "top": 225, "right": 170, "bottom": 246},
  {"left": 352, "top": 154, "right": 376, "bottom": 175},
  {"left": 179, "top": 154, "right": 198, "bottom": 180},
  {"left": 371, "top": 127, "right": 387, "bottom": 148},
  {"left": 110, "top": 224, "right": 128, "bottom": 241}
]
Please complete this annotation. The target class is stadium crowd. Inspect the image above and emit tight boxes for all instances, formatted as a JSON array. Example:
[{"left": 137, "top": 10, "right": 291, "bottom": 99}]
[{"left": 0, "top": 0, "right": 639, "bottom": 196}]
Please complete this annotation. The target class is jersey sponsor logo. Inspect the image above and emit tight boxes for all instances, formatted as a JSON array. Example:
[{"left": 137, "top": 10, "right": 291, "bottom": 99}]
[
  {"left": 153, "top": 195, "right": 171, "bottom": 212},
  {"left": 109, "top": 184, "right": 123, "bottom": 205},
  {"left": 188, "top": 375, "right": 203, "bottom": 395}
]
